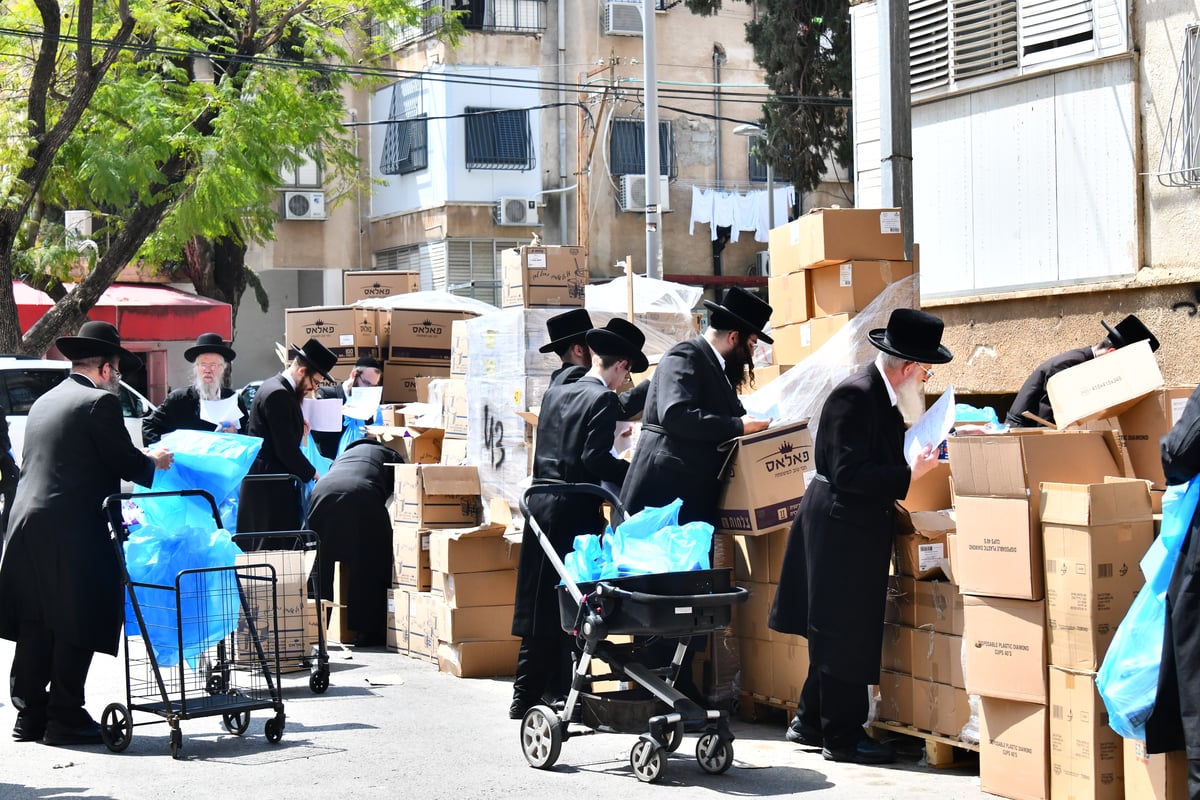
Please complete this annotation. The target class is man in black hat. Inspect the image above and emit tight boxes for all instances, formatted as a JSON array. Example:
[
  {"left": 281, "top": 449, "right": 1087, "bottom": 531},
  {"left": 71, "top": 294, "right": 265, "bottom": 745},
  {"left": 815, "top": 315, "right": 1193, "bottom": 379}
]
[
  {"left": 143, "top": 332, "right": 247, "bottom": 445},
  {"left": 313, "top": 355, "right": 384, "bottom": 459},
  {"left": 510, "top": 318, "right": 649, "bottom": 719},
  {"left": 0, "top": 321, "right": 174, "bottom": 745},
  {"left": 1005, "top": 313, "right": 1160, "bottom": 427},
  {"left": 542, "top": 309, "right": 650, "bottom": 420},
  {"left": 769, "top": 308, "right": 952, "bottom": 765},
  {"left": 237, "top": 338, "right": 337, "bottom": 534}
]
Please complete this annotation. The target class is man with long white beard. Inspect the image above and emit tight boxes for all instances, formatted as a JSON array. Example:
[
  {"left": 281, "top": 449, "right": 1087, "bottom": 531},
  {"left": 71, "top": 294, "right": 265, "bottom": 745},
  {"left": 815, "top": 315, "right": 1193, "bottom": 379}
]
[
  {"left": 143, "top": 333, "right": 247, "bottom": 445},
  {"left": 768, "top": 308, "right": 952, "bottom": 765}
]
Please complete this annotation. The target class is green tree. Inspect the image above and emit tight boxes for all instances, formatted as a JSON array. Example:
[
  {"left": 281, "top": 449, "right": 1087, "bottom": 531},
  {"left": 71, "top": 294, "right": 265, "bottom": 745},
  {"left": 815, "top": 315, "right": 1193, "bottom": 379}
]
[
  {"left": 0, "top": 0, "right": 449, "bottom": 355},
  {"left": 685, "top": 0, "right": 853, "bottom": 199}
]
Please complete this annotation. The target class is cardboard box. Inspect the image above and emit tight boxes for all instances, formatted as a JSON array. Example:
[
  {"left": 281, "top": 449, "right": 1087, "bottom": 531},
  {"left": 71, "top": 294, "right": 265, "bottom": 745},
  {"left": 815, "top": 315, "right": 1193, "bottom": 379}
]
[
  {"left": 326, "top": 562, "right": 353, "bottom": 645},
  {"left": 380, "top": 361, "right": 451, "bottom": 404},
  {"left": 769, "top": 637, "right": 809, "bottom": 702},
  {"left": 440, "top": 436, "right": 469, "bottom": 466},
  {"left": 947, "top": 430, "right": 1122, "bottom": 501},
  {"left": 234, "top": 551, "right": 320, "bottom": 663},
  {"left": 449, "top": 319, "right": 470, "bottom": 378},
  {"left": 1124, "top": 739, "right": 1188, "bottom": 800},
  {"left": 367, "top": 424, "right": 443, "bottom": 464},
  {"left": 386, "top": 589, "right": 410, "bottom": 654},
  {"left": 393, "top": 465, "right": 483, "bottom": 528},
  {"left": 878, "top": 670, "right": 914, "bottom": 726},
  {"left": 436, "top": 639, "right": 520, "bottom": 678},
  {"left": 343, "top": 270, "right": 419, "bottom": 302},
  {"left": 1041, "top": 479, "right": 1153, "bottom": 670},
  {"left": 1047, "top": 340, "right": 1164, "bottom": 430},
  {"left": 768, "top": 270, "right": 811, "bottom": 326},
  {"left": 384, "top": 308, "right": 481, "bottom": 363},
  {"left": 436, "top": 378, "right": 469, "bottom": 437},
  {"left": 427, "top": 523, "right": 515, "bottom": 574},
  {"left": 739, "top": 637, "right": 773, "bottom": 695},
  {"left": 912, "top": 579, "right": 964, "bottom": 635},
  {"left": 886, "top": 575, "right": 916, "bottom": 628},
  {"left": 436, "top": 602, "right": 517, "bottom": 643},
  {"left": 809, "top": 260, "right": 915, "bottom": 317},
  {"left": 900, "top": 460, "right": 952, "bottom": 512},
  {"left": 954, "top": 495, "right": 1044, "bottom": 600},
  {"left": 716, "top": 420, "right": 813, "bottom": 536},
  {"left": 1117, "top": 386, "right": 1196, "bottom": 489},
  {"left": 733, "top": 581, "right": 777, "bottom": 642},
  {"left": 770, "top": 322, "right": 812, "bottom": 365},
  {"left": 911, "top": 629, "right": 964, "bottom": 688},
  {"left": 963, "top": 595, "right": 1047, "bottom": 704},
  {"left": 284, "top": 305, "right": 379, "bottom": 361},
  {"left": 895, "top": 509, "right": 955, "bottom": 580},
  {"left": 753, "top": 363, "right": 794, "bottom": 387},
  {"left": 881, "top": 623, "right": 912, "bottom": 674},
  {"left": 980, "top": 697, "right": 1049, "bottom": 800},
  {"left": 407, "top": 590, "right": 439, "bottom": 662},
  {"left": 392, "top": 524, "right": 431, "bottom": 591},
  {"left": 768, "top": 208, "right": 905, "bottom": 271},
  {"left": 431, "top": 569, "right": 518, "bottom": 609},
  {"left": 912, "top": 679, "right": 970, "bottom": 737},
  {"left": 805, "top": 313, "right": 853, "bottom": 352},
  {"left": 500, "top": 245, "right": 588, "bottom": 309},
  {"left": 730, "top": 530, "right": 790, "bottom": 584},
  {"left": 1049, "top": 667, "right": 1123, "bottom": 800}
]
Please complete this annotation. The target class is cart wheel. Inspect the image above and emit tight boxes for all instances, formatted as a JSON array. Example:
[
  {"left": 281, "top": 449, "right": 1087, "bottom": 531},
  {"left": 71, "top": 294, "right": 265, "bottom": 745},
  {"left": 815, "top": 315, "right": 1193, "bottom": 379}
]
[
  {"left": 519, "top": 705, "right": 562, "bottom": 770},
  {"left": 169, "top": 727, "right": 183, "bottom": 760},
  {"left": 630, "top": 737, "right": 667, "bottom": 783},
  {"left": 664, "top": 720, "right": 685, "bottom": 753},
  {"left": 99, "top": 703, "right": 132, "bottom": 753},
  {"left": 696, "top": 732, "right": 734, "bottom": 775},
  {"left": 222, "top": 711, "right": 251, "bottom": 736},
  {"left": 309, "top": 668, "right": 330, "bottom": 694},
  {"left": 264, "top": 715, "right": 284, "bottom": 744}
]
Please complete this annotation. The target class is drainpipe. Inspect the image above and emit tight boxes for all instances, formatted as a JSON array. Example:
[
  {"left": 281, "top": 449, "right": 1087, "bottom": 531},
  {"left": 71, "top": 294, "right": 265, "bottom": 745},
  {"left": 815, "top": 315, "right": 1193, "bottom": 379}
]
[
  {"left": 558, "top": 0, "right": 568, "bottom": 243},
  {"left": 713, "top": 43, "right": 726, "bottom": 277}
]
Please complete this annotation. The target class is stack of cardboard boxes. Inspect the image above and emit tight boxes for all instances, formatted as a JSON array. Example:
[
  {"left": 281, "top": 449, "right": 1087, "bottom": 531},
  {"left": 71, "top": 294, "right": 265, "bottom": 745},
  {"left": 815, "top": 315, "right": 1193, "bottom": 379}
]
[
  {"left": 437, "top": 321, "right": 472, "bottom": 466},
  {"left": 380, "top": 304, "right": 481, "bottom": 404},
  {"left": 766, "top": 208, "right": 911, "bottom": 374}
]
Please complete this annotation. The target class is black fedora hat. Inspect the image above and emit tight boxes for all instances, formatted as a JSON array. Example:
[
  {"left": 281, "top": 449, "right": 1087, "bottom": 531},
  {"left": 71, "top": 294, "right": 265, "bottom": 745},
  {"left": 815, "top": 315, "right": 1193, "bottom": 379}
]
[
  {"left": 290, "top": 338, "right": 338, "bottom": 381},
  {"left": 539, "top": 308, "right": 594, "bottom": 354},
  {"left": 704, "top": 286, "right": 774, "bottom": 344},
  {"left": 586, "top": 318, "right": 649, "bottom": 373},
  {"left": 868, "top": 308, "right": 953, "bottom": 364},
  {"left": 56, "top": 321, "right": 143, "bottom": 373},
  {"left": 354, "top": 355, "right": 383, "bottom": 371},
  {"left": 184, "top": 332, "right": 236, "bottom": 363},
  {"left": 1102, "top": 314, "right": 1160, "bottom": 353}
]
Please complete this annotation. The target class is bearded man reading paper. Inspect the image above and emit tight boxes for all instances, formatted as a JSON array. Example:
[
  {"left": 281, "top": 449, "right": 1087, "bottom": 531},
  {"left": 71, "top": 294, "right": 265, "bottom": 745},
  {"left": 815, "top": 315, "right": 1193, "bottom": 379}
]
[{"left": 769, "top": 308, "right": 953, "bottom": 765}]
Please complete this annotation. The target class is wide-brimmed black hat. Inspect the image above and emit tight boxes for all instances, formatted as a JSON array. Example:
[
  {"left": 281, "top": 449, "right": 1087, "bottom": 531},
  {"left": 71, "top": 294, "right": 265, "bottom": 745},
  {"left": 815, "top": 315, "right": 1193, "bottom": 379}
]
[
  {"left": 184, "top": 332, "right": 236, "bottom": 363},
  {"left": 56, "top": 321, "right": 142, "bottom": 373},
  {"left": 354, "top": 355, "right": 383, "bottom": 371},
  {"left": 704, "top": 286, "right": 774, "bottom": 344},
  {"left": 539, "top": 308, "right": 594, "bottom": 354},
  {"left": 868, "top": 308, "right": 953, "bottom": 364},
  {"left": 1102, "top": 314, "right": 1160, "bottom": 353},
  {"left": 586, "top": 318, "right": 649, "bottom": 373},
  {"left": 290, "top": 338, "right": 338, "bottom": 381}
]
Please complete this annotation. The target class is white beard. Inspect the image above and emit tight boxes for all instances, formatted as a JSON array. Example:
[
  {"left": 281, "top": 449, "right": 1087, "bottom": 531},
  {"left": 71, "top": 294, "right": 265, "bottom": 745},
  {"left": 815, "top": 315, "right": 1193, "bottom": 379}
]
[
  {"left": 895, "top": 372, "right": 928, "bottom": 427},
  {"left": 193, "top": 375, "right": 222, "bottom": 402}
]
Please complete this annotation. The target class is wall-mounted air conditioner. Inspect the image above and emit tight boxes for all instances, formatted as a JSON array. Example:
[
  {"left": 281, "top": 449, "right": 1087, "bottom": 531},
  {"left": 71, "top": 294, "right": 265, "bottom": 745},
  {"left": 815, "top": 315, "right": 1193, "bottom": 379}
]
[
  {"left": 618, "top": 175, "right": 671, "bottom": 213},
  {"left": 283, "top": 191, "right": 327, "bottom": 220},
  {"left": 604, "top": 0, "right": 643, "bottom": 36},
  {"left": 754, "top": 251, "right": 770, "bottom": 276},
  {"left": 496, "top": 196, "right": 541, "bottom": 226}
]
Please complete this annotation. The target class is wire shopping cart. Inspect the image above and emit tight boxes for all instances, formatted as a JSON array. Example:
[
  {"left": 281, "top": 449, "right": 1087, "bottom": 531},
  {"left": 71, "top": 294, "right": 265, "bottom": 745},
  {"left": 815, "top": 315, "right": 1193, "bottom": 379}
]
[{"left": 517, "top": 483, "right": 748, "bottom": 784}]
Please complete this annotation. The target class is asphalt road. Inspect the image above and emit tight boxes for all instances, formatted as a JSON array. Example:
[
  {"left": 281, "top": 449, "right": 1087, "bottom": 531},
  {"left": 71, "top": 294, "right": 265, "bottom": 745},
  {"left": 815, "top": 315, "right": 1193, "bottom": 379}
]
[{"left": 0, "top": 639, "right": 991, "bottom": 800}]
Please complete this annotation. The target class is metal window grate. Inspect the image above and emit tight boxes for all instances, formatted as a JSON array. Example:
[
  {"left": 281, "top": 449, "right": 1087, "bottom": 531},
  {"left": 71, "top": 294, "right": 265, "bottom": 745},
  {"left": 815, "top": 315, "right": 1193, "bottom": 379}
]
[
  {"left": 609, "top": 119, "right": 676, "bottom": 177},
  {"left": 382, "top": 81, "right": 429, "bottom": 176},
  {"left": 385, "top": 0, "right": 547, "bottom": 47},
  {"left": 464, "top": 107, "right": 534, "bottom": 171},
  {"left": 1158, "top": 23, "right": 1200, "bottom": 187}
]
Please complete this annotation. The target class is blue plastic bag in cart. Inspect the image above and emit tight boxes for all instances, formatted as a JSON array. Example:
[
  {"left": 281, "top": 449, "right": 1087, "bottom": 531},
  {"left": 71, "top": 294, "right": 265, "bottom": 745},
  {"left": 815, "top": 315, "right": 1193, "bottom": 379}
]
[
  {"left": 136, "top": 430, "right": 262, "bottom": 531},
  {"left": 299, "top": 433, "right": 334, "bottom": 508},
  {"left": 562, "top": 499, "right": 714, "bottom": 583},
  {"left": 122, "top": 520, "right": 243, "bottom": 669},
  {"left": 1098, "top": 475, "right": 1200, "bottom": 739}
]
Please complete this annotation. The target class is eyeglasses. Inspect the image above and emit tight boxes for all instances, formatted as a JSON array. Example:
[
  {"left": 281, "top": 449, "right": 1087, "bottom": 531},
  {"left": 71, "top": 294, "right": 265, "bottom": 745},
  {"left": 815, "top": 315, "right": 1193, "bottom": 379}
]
[
  {"left": 108, "top": 363, "right": 122, "bottom": 380},
  {"left": 919, "top": 364, "right": 934, "bottom": 380},
  {"left": 196, "top": 361, "right": 225, "bottom": 372}
]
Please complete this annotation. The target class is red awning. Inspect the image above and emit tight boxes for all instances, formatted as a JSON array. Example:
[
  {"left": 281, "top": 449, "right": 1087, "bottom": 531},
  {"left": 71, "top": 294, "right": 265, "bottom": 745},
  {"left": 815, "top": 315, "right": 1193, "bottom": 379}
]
[{"left": 15, "top": 281, "right": 233, "bottom": 341}]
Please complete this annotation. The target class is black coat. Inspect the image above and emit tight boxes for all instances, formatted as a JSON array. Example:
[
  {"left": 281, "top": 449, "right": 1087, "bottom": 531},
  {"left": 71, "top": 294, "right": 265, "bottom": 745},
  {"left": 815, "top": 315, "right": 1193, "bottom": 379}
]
[
  {"left": 238, "top": 373, "right": 316, "bottom": 533},
  {"left": 619, "top": 336, "right": 744, "bottom": 525},
  {"left": 142, "top": 385, "right": 246, "bottom": 445},
  {"left": 1146, "top": 383, "right": 1200, "bottom": 756},
  {"left": 768, "top": 365, "right": 911, "bottom": 684},
  {"left": 0, "top": 375, "right": 155, "bottom": 655},
  {"left": 512, "top": 376, "right": 628, "bottom": 639},
  {"left": 1005, "top": 346, "right": 1094, "bottom": 427},
  {"left": 312, "top": 382, "right": 348, "bottom": 459},
  {"left": 549, "top": 363, "right": 649, "bottom": 420}
]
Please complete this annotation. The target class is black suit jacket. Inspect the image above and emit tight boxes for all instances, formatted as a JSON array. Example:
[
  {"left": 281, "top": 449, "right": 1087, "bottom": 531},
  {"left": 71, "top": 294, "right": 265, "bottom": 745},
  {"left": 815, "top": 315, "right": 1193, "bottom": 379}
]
[
  {"left": 0, "top": 375, "right": 155, "bottom": 655},
  {"left": 1005, "top": 346, "right": 1094, "bottom": 427},
  {"left": 142, "top": 385, "right": 246, "bottom": 445},
  {"left": 619, "top": 336, "right": 744, "bottom": 525},
  {"left": 238, "top": 372, "right": 315, "bottom": 533},
  {"left": 549, "top": 363, "right": 649, "bottom": 420}
]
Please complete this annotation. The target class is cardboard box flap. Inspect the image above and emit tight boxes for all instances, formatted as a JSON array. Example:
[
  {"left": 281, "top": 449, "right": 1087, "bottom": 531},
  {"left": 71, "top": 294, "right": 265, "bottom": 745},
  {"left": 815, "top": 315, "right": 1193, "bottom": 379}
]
[
  {"left": 1048, "top": 339, "right": 1164, "bottom": 429},
  {"left": 947, "top": 429, "right": 1121, "bottom": 498},
  {"left": 429, "top": 522, "right": 508, "bottom": 542},
  {"left": 908, "top": 510, "right": 956, "bottom": 537},
  {"left": 1040, "top": 478, "right": 1152, "bottom": 525},
  {"left": 418, "top": 465, "right": 481, "bottom": 496}
]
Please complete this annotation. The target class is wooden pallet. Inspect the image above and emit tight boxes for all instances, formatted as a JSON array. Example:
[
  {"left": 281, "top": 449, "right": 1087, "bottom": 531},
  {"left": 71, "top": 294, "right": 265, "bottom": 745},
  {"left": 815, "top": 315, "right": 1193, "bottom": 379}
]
[
  {"left": 736, "top": 691, "right": 796, "bottom": 725},
  {"left": 869, "top": 720, "right": 978, "bottom": 768}
]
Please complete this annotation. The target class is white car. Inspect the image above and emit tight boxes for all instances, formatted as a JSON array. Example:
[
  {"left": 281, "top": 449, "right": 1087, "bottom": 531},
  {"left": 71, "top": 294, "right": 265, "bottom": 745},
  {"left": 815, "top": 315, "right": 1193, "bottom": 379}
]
[{"left": 0, "top": 356, "right": 155, "bottom": 465}]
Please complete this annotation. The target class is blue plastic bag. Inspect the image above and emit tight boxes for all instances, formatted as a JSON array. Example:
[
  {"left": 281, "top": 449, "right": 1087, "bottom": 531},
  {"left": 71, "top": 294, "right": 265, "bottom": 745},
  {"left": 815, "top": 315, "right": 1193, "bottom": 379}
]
[
  {"left": 562, "top": 499, "right": 713, "bottom": 582},
  {"left": 299, "top": 433, "right": 334, "bottom": 508},
  {"left": 137, "top": 430, "right": 262, "bottom": 530},
  {"left": 1098, "top": 476, "right": 1200, "bottom": 739},
  {"left": 337, "top": 417, "right": 368, "bottom": 456}
]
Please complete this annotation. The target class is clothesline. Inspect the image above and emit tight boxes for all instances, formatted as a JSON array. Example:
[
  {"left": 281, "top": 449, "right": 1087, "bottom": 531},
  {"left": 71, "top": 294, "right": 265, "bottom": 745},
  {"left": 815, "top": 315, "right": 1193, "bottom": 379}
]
[{"left": 689, "top": 185, "right": 795, "bottom": 243}]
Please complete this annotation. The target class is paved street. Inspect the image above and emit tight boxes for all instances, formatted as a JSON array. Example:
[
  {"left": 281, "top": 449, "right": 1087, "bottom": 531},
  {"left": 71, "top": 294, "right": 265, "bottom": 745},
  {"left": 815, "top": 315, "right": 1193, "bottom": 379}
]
[{"left": 0, "top": 638, "right": 991, "bottom": 800}]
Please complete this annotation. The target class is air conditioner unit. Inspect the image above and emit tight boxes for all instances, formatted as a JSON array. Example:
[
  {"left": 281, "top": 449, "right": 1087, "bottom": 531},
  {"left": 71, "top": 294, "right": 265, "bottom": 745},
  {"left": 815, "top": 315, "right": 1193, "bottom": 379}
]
[
  {"left": 618, "top": 175, "right": 671, "bottom": 213},
  {"left": 604, "top": 0, "right": 643, "bottom": 36},
  {"left": 496, "top": 196, "right": 541, "bottom": 226},
  {"left": 283, "top": 191, "right": 327, "bottom": 221},
  {"left": 754, "top": 251, "right": 770, "bottom": 276},
  {"left": 64, "top": 210, "right": 93, "bottom": 238}
]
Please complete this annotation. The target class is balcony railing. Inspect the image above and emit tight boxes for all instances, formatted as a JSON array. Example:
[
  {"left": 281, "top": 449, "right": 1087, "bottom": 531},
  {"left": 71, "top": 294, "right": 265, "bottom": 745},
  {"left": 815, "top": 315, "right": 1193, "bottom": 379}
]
[{"left": 383, "top": 0, "right": 548, "bottom": 48}]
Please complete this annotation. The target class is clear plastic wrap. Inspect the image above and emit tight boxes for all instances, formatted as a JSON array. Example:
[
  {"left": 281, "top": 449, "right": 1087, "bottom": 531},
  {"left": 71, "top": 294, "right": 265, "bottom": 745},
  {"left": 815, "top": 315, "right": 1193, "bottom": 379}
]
[{"left": 354, "top": 290, "right": 500, "bottom": 315}]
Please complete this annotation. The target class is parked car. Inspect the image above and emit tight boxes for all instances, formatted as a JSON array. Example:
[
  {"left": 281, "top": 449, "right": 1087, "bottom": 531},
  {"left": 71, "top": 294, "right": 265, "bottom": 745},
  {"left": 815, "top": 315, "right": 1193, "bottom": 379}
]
[
  {"left": 238, "top": 380, "right": 262, "bottom": 411},
  {"left": 0, "top": 356, "right": 156, "bottom": 465}
]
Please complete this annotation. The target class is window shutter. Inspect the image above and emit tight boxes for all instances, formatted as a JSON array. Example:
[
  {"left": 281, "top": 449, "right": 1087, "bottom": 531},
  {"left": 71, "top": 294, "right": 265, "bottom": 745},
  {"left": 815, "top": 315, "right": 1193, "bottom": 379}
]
[
  {"left": 911, "top": 0, "right": 950, "bottom": 92},
  {"left": 951, "top": 0, "right": 1019, "bottom": 80}
]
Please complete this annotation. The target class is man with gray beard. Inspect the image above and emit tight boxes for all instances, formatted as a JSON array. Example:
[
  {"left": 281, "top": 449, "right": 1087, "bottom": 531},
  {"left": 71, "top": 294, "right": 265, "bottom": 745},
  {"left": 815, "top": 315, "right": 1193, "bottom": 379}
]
[
  {"left": 143, "top": 333, "right": 247, "bottom": 445},
  {"left": 769, "top": 308, "right": 952, "bottom": 765}
]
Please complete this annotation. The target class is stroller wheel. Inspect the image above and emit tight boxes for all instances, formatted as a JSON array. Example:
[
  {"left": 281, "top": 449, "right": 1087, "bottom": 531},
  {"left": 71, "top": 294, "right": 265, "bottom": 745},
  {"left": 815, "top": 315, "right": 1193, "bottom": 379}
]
[
  {"left": 665, "top": 720, "right": 685, "bottom": 753},
  {"left": 630, "top": 737, "right": 667, "bottom": 783},
  {"left": 520, "top": 705, "right": 562, "bottom": 769},
  {"left": 100, "top": 703, "right": 132, "bottom": 753},
  {"left": 696, "top": 732, "right": 734, "bottom": 774}
]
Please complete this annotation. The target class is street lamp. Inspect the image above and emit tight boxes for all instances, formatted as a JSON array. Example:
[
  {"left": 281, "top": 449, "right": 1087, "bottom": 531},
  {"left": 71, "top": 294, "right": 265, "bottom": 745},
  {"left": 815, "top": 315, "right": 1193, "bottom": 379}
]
[{"left": 733, "top": 123, "right": 774, "bottom": 235}]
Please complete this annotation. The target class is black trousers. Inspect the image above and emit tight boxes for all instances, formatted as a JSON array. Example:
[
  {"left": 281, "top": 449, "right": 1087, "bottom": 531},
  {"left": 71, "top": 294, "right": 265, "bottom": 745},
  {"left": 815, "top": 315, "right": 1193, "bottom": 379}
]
[
  {"left": 513, "top": 633, "right": 575, "bottom": 704},
  {"left": 9, "top": 621, "right": 94, "bottom": 726},
  {"left": 796, "top": 662, "right": 868, "bottom": 749}
]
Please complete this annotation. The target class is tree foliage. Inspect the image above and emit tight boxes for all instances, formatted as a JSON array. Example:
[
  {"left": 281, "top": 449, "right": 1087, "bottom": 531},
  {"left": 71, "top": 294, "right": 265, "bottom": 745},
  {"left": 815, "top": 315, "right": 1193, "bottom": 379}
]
[
  {"left": 684, "top": 0, "right": 853, "bottom": 199},
  {"left": 0, "top": 0, "right": 446, "bottom": 355}
]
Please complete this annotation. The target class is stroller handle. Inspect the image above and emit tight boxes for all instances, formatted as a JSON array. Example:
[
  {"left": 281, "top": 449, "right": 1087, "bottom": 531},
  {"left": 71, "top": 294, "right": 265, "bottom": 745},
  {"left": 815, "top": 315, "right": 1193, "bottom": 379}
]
[
  {"left": 591, "top": 582, "right": 750, "bottom": 609},
  {"left": 518, "top": 482, "right": 628, "bottom": 523}
]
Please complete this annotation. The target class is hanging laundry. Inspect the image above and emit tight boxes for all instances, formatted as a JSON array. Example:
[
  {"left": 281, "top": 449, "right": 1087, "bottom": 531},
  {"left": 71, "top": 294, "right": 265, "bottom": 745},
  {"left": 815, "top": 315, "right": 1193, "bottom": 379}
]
[
  {"left": 689, "top": 186, "right": 714, "bottom": 236},
  {"left": 711, "top": 191, "right": 737, "bottom": 240},
  {"left": 734, "top": 191, "right": 761, "bottom": 242}
]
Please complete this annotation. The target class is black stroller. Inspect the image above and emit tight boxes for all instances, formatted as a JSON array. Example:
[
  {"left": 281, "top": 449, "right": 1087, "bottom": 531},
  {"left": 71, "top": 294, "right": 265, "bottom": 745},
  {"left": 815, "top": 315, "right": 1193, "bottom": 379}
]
[{"left": 517, "top": 484, "right": 748, "bottom": 783}]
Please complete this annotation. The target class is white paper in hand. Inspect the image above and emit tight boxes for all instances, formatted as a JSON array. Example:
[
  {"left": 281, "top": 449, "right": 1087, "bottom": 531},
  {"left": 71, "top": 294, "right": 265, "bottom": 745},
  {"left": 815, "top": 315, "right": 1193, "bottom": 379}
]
[
  {"left": 200, "top": 395, "right": 244, "bottom": 427},
  {"left": 302, "top": 397, "right": 344, "bottom": 432},
  {"left": 903, "top": 386, "right": 956, "bottom": 467},
  {"left": 343, "top": 386, "right": 383, "bottom": 421}
]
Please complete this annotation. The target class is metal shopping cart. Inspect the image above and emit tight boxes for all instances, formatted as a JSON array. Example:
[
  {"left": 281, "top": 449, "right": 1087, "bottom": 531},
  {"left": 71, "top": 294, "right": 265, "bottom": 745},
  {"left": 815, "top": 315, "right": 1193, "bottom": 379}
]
[
  {"left": 517, "top": 484, "right": 749, "bottom": 784},
  {"left": 101, "top": 490, "right": 286, "bottom": 758}
]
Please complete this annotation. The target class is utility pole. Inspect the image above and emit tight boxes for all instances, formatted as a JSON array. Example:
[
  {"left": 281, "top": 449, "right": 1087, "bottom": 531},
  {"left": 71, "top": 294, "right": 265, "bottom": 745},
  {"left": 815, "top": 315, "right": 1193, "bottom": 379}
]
[
  {"left": 878, "top": 0, "right": 915, "bottom": 260},
  {"left": 642, "top": 0, "right": 663, "bottom": 280}
]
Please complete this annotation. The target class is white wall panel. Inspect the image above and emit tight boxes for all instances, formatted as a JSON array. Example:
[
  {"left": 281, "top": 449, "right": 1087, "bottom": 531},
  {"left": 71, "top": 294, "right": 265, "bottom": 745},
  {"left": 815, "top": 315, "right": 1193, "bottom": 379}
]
[
  {"left": 852, "top": 3, "right": 883, "bottom": 208},
  {"left": 912, "top": 95, "right": 974, "bottom": 294}
]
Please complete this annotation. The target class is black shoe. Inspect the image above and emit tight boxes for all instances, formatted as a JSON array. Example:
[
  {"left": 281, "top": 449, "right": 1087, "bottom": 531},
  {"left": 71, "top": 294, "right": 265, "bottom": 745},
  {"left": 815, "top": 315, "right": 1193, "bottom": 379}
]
[
  {"left": 822, "top": 738, "right": 896, "bottom": 765},
  {"left": 42, "top": 719, "right": 103, "bottom": 747},
  {"left": 785, "top": 723, "right": 823, "bottom": 747},
  {"left": 12, "top": 713, "right": 45, "bottom": 742},
  {"left": 509, "top": 698, "right": 534, "bottom": 720}
]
